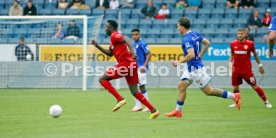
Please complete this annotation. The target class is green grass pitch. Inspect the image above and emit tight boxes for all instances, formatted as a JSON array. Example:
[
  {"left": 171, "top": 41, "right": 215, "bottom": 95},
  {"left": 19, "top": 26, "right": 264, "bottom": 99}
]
[{"left": 0, "top": 88, "right": 275, "bottom": 138}]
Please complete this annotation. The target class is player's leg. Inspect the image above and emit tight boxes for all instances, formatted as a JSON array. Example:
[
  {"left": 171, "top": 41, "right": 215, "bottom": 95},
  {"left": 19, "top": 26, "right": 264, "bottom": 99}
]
[
  {"left": 229, "top": 71, "right": 243, "bottom": 108},
  {"left": 228, "top": 85, "right": 240, "bottom": 108},
  {"left": 165, "top": 80, "right": 190, "bottom": 118},
  {"left": 201, "top": 84, "right": 241, "bottom": 110},
  {"left": 244, "top": 73, "right": 272, "bottom": 108},
  {"left": 131, "top": 71, "right": 148, "bottom": 112}
]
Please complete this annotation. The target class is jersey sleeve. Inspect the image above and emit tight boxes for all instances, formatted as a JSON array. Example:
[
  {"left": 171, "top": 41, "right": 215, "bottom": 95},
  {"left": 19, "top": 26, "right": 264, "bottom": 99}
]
[
  {"left": 142, "top": 43, "right": 150, "bottom": 54},
  {"left": 111, "top": 33, "right": 124, "bottom": 44},
  {"left": 251, "top": 42, "right": 256, "bottom": 52},
  {"left": 183, "top": 38, "right": 194, "bottom": 50},
  {"left": 230, "top": 42, "right": 234, "bottom": 54},
  {"left": 268, "top": 16, "right": 276, "bottom": 31}
]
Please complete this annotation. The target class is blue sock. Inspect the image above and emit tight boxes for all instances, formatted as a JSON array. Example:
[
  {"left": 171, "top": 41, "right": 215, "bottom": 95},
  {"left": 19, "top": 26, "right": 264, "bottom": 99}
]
[
  {"left": 141, "top": 90, "right": 147, "bottom": 94},
  {"left": 222, "top": 91, "right": 228, "bottom": 98},
  {"left": 176, "top": 100, "right": 184, "bottom": 111},
  {"left": 222, "top": 90, "right": 235, "bottom": 99}
]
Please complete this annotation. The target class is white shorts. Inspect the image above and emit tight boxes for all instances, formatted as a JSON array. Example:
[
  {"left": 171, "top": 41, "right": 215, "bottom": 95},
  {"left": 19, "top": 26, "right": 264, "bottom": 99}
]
[
  {"left": 180, "top": 67, "right": 211, "bottom": 89},
  {"left": 138, "top": 71, "right": 147, "bottom": 86}
]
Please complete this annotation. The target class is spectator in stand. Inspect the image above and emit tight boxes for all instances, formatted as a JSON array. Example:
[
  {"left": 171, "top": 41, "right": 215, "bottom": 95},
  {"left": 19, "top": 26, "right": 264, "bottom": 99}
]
[
  {"left": 23, "top": 0, "right": 37, "bottom": 15},
  {"left": 187, "top": 0, "right": 201, "bottom": 10},
  {"left": 155, "top": 3, "right": 170, "bottom": 20},
  {"left": 110, "top": 0, "right": 119, "bottom": 9},
  {"left": 120, "top": 0, "right": 135, "bottom": 8},
  {"left": 226, "top": 0, "right": 239, "bottom": 8},
  {"left": 57, "top": 0, "right": 69, "bottom": 9},
  {"left": 9, "top": 0, "right": 23, "bottom": 16},
  {"left": 69, "top": 0, "right": 84, "bottom": 9},
  {"left": 247, "top": 9, "right": 263, "bottom": 29},
  {"left": 141, "top": 0, "right": 157, "bottom": 19},
  {"left": 95, "top": 0, "right": 109, "bottom": 9},
  {"left": 53, "top": 23, "right": 65, "bottom": 39},
  {"left": 65, "top": 19, "right": 80, "bottom": 40},
  {"left": 175, "top": 0, "right": 188, "bottom": 9},
  {"left": 262, "top": 9, "right": 272, "bottom": 27},
  {"left": 15, "top": 37, "right": 34, "bottom": 61},
  {"left": 244, "top": 27, "right": 255, "bottom": 42},
  {"left": 240, "top": 0, "right": 255, "bottom": 9}
]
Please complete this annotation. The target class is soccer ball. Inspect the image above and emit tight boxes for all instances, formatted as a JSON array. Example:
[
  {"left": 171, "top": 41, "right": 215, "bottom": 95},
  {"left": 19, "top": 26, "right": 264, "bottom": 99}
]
[
  {"left": 49, "top": 105, "right": 62, "bottom": 118},
  {"left": 26, "top": 54, "right": 32, "bottom": 61}
]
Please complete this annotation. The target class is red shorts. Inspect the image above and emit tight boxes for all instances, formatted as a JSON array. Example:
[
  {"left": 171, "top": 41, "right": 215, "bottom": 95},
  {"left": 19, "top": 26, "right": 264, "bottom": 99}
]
[
  {"left": 232, "top": 71, "right": 256, "bottom": 86},
  {"left": 106, "top": 61, "right": 139, "bottom": 85}
]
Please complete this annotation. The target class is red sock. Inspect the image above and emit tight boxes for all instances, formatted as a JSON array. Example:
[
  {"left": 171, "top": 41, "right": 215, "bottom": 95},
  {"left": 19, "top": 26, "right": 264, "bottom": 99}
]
[
  {"left": 100, "top": 80, "right": 123, "bottom": 102},
  {"left": 234, "top": 90, "right": 240, "bottom": 93},
  {"left": 135, "top": 92, "right": 155, "bottom": 112},
  {"left": 254, "top": 86, "right": 267, "bottom": 102}
]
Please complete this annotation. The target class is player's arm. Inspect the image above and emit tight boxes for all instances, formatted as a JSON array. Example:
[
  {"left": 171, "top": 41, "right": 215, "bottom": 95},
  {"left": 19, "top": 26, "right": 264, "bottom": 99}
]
[
  {"left": 199, "top": 38, "right": 210, "bottom": 59},
  {"left": 122, "top": 36, "right": 138, "bottom": 60},
  {"left": 172, "top": 48, "right": 195, "bottom": 67},
  {"left": 252, "top": 50, "right": 265, "bottom": 74},
  {"left": 144, "top": 52, "right": 152, "bottom": 67},
  {"left": 91, "top": 40, "right": 113, "bottom": 57},
  {"left": 268, "top": 31, "right": 275, "bottom": 58},
  {"left": 229, "top": 43, "right": 234, "bottom": 70}
]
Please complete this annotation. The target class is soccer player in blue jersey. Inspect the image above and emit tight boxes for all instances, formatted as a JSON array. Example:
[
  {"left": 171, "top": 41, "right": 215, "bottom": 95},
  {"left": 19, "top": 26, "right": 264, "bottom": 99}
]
[
  {"left": 165, "top": 17, "right": 241, "bottom": 118},
  {"left": 131, "top": 28, "right": 152, "bottom": 112},
  {"left": 268, "top": 16, "right": 276, "bottom": 58}
]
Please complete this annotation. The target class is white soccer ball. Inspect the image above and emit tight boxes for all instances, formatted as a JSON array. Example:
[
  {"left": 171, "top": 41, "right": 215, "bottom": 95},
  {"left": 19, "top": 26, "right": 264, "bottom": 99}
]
[
  {"left": 49, "top": 105, "right": 62, "bottom": 118},
  {"left": 26, "top": 54, "right": 32, "bottom": 61}
]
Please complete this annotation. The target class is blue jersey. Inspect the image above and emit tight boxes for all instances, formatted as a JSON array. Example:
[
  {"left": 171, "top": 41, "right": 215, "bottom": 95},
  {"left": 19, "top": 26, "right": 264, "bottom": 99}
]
[
  {"left": 268, "top": 16, "right": 276, "bottom": 31},
  {"left": 133, "top": 38, "right": 150, "bottom": 69},
  {"left": 182, "top": 31, "right": 204, "bottom": 72}
]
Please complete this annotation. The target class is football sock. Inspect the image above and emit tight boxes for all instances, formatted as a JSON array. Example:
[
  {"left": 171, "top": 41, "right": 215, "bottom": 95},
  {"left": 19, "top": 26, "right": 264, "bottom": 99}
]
[
  {"left": 254, "top": 86, "right": 267, "bottom": 102},
  {"left": 100, "top": 80, "right": 123, "bottom": 102},
  {"left": 222, "top": 90, "right": 235, "bottom": 99},
  {"left": 234, "top": 90, "right": 240, "bottom": 93},
  {"left": 135, "top": 92, "right": 155, "bottom": 112},
  {"left": 176, "top": 100, "right": 184, "bottom": 111},
  {"left": 134, "top": 98, "right": 141, "bottom": 107},
  {"left": 141, "top": 90, "right": 149, "bottom": 100}
]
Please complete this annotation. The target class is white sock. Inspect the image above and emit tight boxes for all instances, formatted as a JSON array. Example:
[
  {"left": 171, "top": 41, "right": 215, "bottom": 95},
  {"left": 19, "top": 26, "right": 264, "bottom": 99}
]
[
  {"left": 227, "top": 92, "right": 235, "bottom": 99},
  {"left": 134, "top": 98, "right": 141, "bottom": 107},
  {"left": 176, "top": 104, "right": 183, "bottom": 111},
  {"left": 142, "top": 91, "right": 149, "bottom": 100}
]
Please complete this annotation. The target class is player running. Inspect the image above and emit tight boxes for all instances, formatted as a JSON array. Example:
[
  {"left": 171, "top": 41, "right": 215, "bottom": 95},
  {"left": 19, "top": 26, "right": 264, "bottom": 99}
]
[
  {"left": 165, "top": 17, "right": 241, "bottom": 118},
  {"left": 131, "top": 28, "right": 152, "bottom": 112},
  {"left": 91, "top": 20, "right": 159, "bottom": 119},
  {"left": 228, "top": 29, "right": 272, "bottom": 108},
  {"left": 268, "top": 16, "right": 276, "bottom": 58}
]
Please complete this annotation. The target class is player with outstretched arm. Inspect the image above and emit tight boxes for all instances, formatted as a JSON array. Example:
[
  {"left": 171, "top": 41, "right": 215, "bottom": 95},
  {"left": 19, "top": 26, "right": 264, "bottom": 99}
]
[
  {"left": 165, "top": 17, "right": 241, "bottom": 118},
  {"left": 228, "top": 29, "right": 272, "bottom": 108},
  {"left": 91, "top": 20, "right": 160, "bottom": 119}
]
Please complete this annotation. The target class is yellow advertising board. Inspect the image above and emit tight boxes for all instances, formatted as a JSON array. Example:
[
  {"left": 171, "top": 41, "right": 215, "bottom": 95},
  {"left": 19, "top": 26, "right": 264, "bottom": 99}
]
[{"left": 39, "top": 45, "right": 184, "bottom": 61}]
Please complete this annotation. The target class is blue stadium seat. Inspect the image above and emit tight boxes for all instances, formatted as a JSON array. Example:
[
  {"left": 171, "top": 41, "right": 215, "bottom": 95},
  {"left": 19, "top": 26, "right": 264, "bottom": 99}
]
[
  {"left": 216, "top": 1, "right": 226, "bottom": 9},
  {"left": 39, "top": 9, "right": 53, "bottom": 15},
  {"left": 254, "top": 37, "right": 264, "bottom": 43},
  {"left": 256, "top": 0, "right": 269, "bottom": 8},
  {"left": 49, "top": 38, "right": 61, "bottom": 44},
  {"left": 140, "top": 19, "right": 152, "bottom": 29},
  {"left": 215, "top": 29, "right": 229, "bottom": 39},
  {"left": 66, "top": 9, "right": 79, "bottom": 15},
  {"left": 170, "top": 38, "right": 181, "bottom": 44},
  {"left": 100, "top": 38, "right": 110, "bottom": 44},
  {"left": 233, "top": 19, "right": 247, "bottom": 28},
  {"left": 192, "top": 28, "right": 201, "bottom": 33},
  {"left": 201, "top": 28, "right": 215, "bottom": 39},
  {"left": 206, "top": 20, "right": 219, "bottom": 29},
  {"left": 166, "top": 19, "right": 178, "bottom": 29},
  {"left": 198, "top": 9, "right": 211, "bottom": 20},
  {"left": 225, "top": 9, "right": 238, "bottom": 19},
  {"left": 135, "top": 3, "right": 146, "bottom": 9},
  {"left": 211, "top": 38, "right": 225, "bottom": 43},
  {"left": 192, "top": 19, "right": 206, "bottom": 29},
  {"left": 225, "top": 38, "right": 235, "bottom": 43},
  {"left": 0, "top": 39, "right": 8, "bottom": 43},
  {"left": 152, "top": 20, "right": 166, "bottom": 28},
  {"left": 1, "top": 29, "right": 14, "bottom": 35},
  {"left": 92, "top": 9, "right": 105, "bottom": 16},
  {"left": 0, "top": 4, "right": 4, "bottom": 9},
  {"left": 62, "top": 38, "right": 76, "bottom": 44},
  {"left": 124, "top": 19, "right": 139, "bottom": 29},
  {"left": 144, "top": 38, "right": 156, "bottom": 43},
  {"left": 86, "top": 0, "right": 96, "bottom": 8},
  {"left": 160, "top": 29, "right": 174, "bottom": 38},
  {"left": 146, "top": 29, "right": 160, "bottom": 38},
  {"left": 184, "top": 9, "right": 197, "bottom": 20},
  {"left": 157, "top": 38, "right": 170, "bottom": 44},
  {"left": 238, "top": 8, "right": 252, "bottom": 18},
  {"left": 79, "top": 9, "right": 92, "bottom": 16},
  {"left": 202, "top": 0, "right": 215, "bottom": 9},
  {"left": 8, "top": 38, "right": 20, "bottom": 43},
  {"left": 0, "top": 0, "right": 5, "bottom": 5},
  {"left": 120, "top": 9, "right": 131, "bottom": 19},
  {"left": 256, "top": 28, "right": 268, "bottom": 37},
  {"left": 211, "top": 9, "right": 224, "bottom": 19},
  {"left": 170, "top": 9, "right": 184, "bottom": 19},
  {"left": 53, "top": 9, "right": 66, "bottom": 15},
  {"left": 0, "top": 9, "right": 9, "bottom": 15},
  {"left": 228, "top": 29, "right": 237, "bottom": 38},
  {"left": 131, "top": 9, "right": 143, "bottom": 19},
  {"left": 33, "top": 0, "right": 45, "bottom": 5},
  {"left": 105, "top": 10, "right": 118, "bottom": 19},
  {"left": 220, "top": 19, "right": 233, "bottom": 28}
]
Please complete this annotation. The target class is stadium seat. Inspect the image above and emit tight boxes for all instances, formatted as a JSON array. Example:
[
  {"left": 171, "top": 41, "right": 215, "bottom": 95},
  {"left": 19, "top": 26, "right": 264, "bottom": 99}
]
[
  {"left": 66, "top": 9, "right": 79, "bottom": 15},
  {"left": 0, "top": 39, "right": 8, "bottom": 43},
  {"left": 254, "top": 37, "right": 264, "bottom": 43},
  {"left": 131, "top": 9, "right": 143, "bottom": 19},
  {"left": 184, "top": 9, "right": 197, "bottom": 20},
  {"left": 211, "top": 9, "right": 224, "bottom": 19},
  {"left": 53, "top": 9, "right": 66, "bottom": 15},
  {"left": 206, "top": 20, "right": 219, "bottom": 29},
  {"left": 170, "top": 38, "right": 181, "bottom": 44},
  {"left": 62, "top": 38, "right": 77, "bottom": 44},
  {"left": 79, "top": 9, "right": 92, "bottom": 16},
  {"left": 228, "top": 29, "right": 237, "bottom": 38},
  {"left": 201, "top": 28, "right": 215, "bottom": 39},
  {"left": 238, "top": 8, "right": 252, "bottom": 18},
  {"left": 8, "top": 38, "right": 20, "bottom": 43},
  {"left": 0, "top": 9, "right": 9, "bottom": 15},
  {"left": 92, "top": 9, "right": 105, "bottom": 16},
  {"left": 160, "top": 29, "right": 174, "bottom": 38},
  {"left": 146, "top": 29, "right": 160, "bottom": 38},
  {"left": 220, "top": 19, "right": 233, "bottom": 28},
  {"left": 144, "top": 38, "right": 156, "bottom": 43},
  {"left": 211, "top": 38, "right": 224, "bottom": 43},
  {"left": 49, "top": 38, "right": 61, "bottom": 44},
  {"left": 152, "top": 20, "right": 166, "bottom": 29},
  {"left": 225, "top": 38, "right": 235, "bottom": 43},
  {"left": 198, "top": 9, "right": 211, "bottom": 20},
  {"left": 105, "top": 10, "right": 118, "bottom": 19},
  {"left": 256, "top": 28, "right": 268, "bottom": 37},
  {"left": 140, "top": 19, "right": 152, "bottom": 29},
  {"left": 85, "top": 0, "right": 96, "bottom": 8},
  {"left": 124, "top": 19, "right": 139, "bottom": 29},
  {"left": 215, "top": 29, "right": 229, "bottom": 39},
  {"left": 225, "top": 9, "right": 238, "bottom": 19},
  {"left": 170, "top": 9, "right": 184, "bottom": 19},
  {"left": 157, "top": 38, "right": 170, "bottom": 44},
  {"left": 216, "top": 1, "right": 226, "bottom": 9},
  {"left": 39, "top": 9, "right": 53, "bottom": 15},
  {"left": 233, "top": 19, "right": 247, "bottom": 28},
  {"left": 120, "top": 9, "right": 131, "bottom": 19},
  {"left": 256, "top": 0, "right": 269, "bottom": 8},
  {"left": 192, "top": 19, "right": 206, "bottom": 29},
  {"left": 202, "top": 0, "right": 216, "bottom": 9}
]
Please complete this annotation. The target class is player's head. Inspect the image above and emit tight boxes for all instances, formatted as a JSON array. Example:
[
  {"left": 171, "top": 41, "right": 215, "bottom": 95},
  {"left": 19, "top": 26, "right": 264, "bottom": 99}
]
[
  {"left": 131, "top": 28, "right": 140, "bottom": 42},
  {"left": 105, "top": 20, "right": 118, "bottom": 36},
  {"left": 70, "top": 19, "right": 75, "bottom": 26},
  {"left": 178, "top": 17, "right": 190, "bottom": 35},
  {"left": 236, "top": 29, "right": 245, "bottom": 41},
  {"left": 19, "top": 37, "right": 25, "bottom": 45}
]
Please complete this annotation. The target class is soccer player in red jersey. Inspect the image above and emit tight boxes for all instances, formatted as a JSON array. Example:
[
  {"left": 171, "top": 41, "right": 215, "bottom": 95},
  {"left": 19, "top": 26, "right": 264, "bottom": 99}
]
[
  {"left": 91, "top": 20, "right": 160, "bottom": 119},
  {"left": 229, "top": 29, "right": 272, "bottom": 108}
]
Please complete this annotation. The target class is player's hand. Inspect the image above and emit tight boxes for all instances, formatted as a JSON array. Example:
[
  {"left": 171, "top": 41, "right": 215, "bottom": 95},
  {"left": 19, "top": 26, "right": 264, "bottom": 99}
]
[
  {"left": 268, "top": 50, "right": 274, "bottom": 58},
  {"left": 228, "top": 62, "right": 233, "bottom": 72},
  {"left": 91, "top": 40, "right": 98, "bottom": 46},
  {"left": 140, "top": 66, "right": 146, "bottom": 73},
  {"left": 132, "top": 53, "right": 138, "bottom": 60},
  {"left": 259, "top": 66, "right": 265, "bottom": 74},
  {"left": 171, "top": 60, "right": 180, "bottom": 67}
]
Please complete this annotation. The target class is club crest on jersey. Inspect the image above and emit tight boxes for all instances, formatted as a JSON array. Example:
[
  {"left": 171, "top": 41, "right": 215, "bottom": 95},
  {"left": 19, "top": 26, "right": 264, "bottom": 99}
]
[
  {"left": 136, "top": 44, "right": 139, "bottom": 49},
  {"left": 244, "top": 45, "right": 248, "bottom": 50}
]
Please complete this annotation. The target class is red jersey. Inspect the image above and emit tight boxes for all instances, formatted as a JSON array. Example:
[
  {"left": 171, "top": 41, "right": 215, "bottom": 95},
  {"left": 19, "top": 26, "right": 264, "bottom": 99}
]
[
  {"left": 230, "top": 39, "right": 255, "bottom": 73},
  {"left": 109, "top": 31, "right": 134, "bottom": 63}
]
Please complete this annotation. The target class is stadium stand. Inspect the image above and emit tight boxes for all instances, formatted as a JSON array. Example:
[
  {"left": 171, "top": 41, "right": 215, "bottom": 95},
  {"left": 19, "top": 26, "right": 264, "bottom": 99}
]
[{"left": 0, "top": 0, "right": 275, "bottom": 44}]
